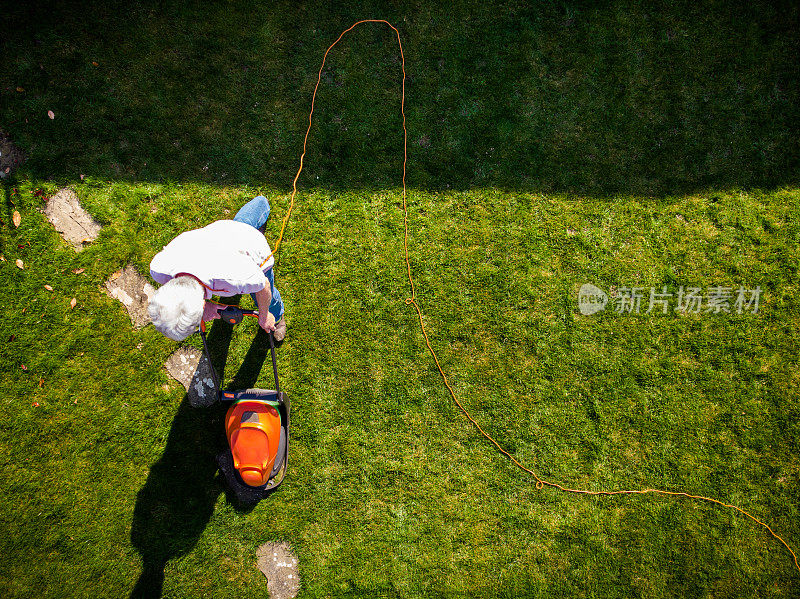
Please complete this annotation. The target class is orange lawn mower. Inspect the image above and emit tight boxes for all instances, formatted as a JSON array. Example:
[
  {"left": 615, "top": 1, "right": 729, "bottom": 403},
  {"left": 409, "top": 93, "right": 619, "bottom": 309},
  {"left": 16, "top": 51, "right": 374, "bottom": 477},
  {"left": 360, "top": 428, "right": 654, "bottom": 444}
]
[{"left": 199, "top": 305, "right": 290, "bottom": 500}]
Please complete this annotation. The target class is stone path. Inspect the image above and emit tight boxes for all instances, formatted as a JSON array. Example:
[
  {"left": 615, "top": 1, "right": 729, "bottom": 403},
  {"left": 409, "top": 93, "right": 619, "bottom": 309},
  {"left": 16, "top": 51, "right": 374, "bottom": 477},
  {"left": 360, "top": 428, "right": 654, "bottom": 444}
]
[
  {"left": 104, "top": 266, "right": 155, "bottom": 329},
  {"left": 43, "top": 188, "right": 102, "bottom": 250},
  {"left": 256, "top": 542, "right": 301, "bottom": 599},
  {"left": 46, "top": 187, "right": 298, "bottom": 596},
  {"left": 43, "top": 188, "right": 216, "bottom": 404},
  {"left": 163, "top": 347, "right": 216, "bottom": 407}
]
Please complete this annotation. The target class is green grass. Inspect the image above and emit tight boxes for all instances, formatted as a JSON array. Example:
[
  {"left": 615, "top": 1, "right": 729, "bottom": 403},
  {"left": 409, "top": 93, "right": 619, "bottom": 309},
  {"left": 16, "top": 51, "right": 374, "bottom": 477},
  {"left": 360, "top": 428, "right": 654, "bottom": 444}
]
[
  {"left": 2, "top": 181, "right": 798, "bottom": 597},
  {"left": 1, "top": 1, "right": 799, "bottom": 597}
]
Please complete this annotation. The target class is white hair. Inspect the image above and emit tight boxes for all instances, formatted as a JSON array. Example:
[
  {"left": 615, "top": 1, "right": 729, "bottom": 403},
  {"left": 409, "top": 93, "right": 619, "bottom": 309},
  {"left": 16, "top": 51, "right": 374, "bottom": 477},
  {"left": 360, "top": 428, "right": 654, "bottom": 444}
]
[{"left": 147, "top": 276, "right": 205, "bottom": 341}]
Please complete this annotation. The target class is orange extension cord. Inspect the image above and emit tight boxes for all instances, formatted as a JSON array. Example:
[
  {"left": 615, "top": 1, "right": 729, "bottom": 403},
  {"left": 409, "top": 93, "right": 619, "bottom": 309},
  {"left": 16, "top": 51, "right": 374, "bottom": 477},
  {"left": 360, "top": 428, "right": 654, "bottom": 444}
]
[{"left": 265, "top": 19, "right": 799, "bottom": 576}]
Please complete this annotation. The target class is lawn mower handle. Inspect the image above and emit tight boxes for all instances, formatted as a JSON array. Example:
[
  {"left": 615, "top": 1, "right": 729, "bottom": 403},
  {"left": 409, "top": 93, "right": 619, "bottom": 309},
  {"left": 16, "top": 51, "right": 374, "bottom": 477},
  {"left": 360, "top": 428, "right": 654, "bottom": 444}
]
[{"left": 200, "top": 304, "right": 281, "bottom": 401}]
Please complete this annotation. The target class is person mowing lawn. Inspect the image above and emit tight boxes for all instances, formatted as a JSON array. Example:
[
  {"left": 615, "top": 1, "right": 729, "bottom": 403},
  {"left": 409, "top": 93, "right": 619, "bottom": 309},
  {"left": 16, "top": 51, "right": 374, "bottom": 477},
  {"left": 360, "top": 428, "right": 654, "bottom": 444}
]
[{"left": 147, "top": 195, "right": 286, "bottom": 342}]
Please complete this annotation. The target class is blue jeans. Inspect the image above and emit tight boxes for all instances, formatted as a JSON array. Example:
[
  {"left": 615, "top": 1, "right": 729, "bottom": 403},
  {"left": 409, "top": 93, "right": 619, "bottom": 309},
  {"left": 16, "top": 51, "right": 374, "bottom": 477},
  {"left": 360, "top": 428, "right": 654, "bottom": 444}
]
[{"left": 233, "top": 196, "right": 284, "bottom": 322}]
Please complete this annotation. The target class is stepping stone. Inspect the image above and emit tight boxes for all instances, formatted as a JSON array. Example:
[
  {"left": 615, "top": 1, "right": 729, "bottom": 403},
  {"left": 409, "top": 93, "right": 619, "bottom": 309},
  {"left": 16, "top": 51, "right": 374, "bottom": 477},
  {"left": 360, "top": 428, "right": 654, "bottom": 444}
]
[
  {"left": 104, "top": 266, "right": 155, "bottom": 328},
  {"left": 43, "top": 188, "right": 101, "bottom": 250},
  {"left": 164, "top": 347, "right": 217, "bottom": 407},
  {"left": 256, "top": 542, "right": 300, "bottom": 599}
]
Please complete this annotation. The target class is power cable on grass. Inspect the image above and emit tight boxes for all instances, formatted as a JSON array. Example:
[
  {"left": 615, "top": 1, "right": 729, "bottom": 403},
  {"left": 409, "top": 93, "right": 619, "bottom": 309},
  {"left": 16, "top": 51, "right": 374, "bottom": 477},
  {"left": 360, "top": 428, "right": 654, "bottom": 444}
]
[{"left": 266, "top": 19, "right": 800, "bottom": 577}]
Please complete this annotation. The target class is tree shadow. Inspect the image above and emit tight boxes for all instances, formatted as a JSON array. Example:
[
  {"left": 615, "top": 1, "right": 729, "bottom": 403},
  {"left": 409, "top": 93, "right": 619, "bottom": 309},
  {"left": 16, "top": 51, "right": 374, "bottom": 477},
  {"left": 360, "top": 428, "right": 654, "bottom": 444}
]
[
  {"left": 129, "top": 313, "right": 274, "bottom": 598},
  {"left": 3, "top": 182, "right": 11, "bottom": 226},
  {"left": 2, "top": 0, "right": 798, "bottom": 196}
]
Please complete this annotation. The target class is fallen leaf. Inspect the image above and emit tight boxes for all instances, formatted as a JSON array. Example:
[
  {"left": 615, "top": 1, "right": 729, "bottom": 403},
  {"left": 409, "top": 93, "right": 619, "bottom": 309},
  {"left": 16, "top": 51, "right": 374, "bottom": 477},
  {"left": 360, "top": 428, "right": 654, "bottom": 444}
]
[
  {"left": 110, "top": 270, "right": 122, "bottom": 281},
  {"left": 12, "top": 210, "right": 21, "bottom": 227},
  {"left": 38, "top": 378, "right": 44, "bottom": 388},
  {"left": 92, "top": 61, "right": 99, "bottom": 67},
  {"left": 70, "top": 298, "right": 77, "bottom": 309},
  {"left": 44, "top": 284, "right": 53, "bottom": 291},
  {"left": 47, "top": 110, "right": 55, "bottom": 119},
  {"left": 15, "top": 259, "right": 24, "bottom": 269},
  {"left": 72, "top": 268, "right": 85, "bottom": 274}
]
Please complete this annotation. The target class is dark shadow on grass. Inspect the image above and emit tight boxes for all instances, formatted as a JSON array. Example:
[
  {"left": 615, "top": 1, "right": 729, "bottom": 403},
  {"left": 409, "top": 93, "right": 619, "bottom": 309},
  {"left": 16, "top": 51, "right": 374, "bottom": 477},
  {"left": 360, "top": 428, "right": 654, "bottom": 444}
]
[
  {"left": 3, "top": 181, "right": 11, "bottom": 226},
  {"left": 128, "top": 395, "right": 228, "bottom": 599},
  {"left": 129, "top": 315, "right": 275, "bottom": 598},
  {"left": 227, "top": 327, "right": 281, "bottom": 391},
  {"left": 2, "top": 0, "right": 798, "bottom": 197}
]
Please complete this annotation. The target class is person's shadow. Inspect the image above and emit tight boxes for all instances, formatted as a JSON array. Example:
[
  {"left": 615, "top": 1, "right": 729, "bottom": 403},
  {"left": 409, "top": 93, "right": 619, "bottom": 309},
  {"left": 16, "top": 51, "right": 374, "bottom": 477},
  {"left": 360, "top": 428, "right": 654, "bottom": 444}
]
[{"left": 129, "top": 310, "right": 278, "bottom": 598}]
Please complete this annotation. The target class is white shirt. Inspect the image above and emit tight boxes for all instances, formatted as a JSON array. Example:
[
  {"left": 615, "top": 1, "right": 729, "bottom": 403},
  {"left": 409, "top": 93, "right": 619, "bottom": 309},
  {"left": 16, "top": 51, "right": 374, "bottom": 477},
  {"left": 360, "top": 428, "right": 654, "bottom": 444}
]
[{"left": 150, "top": 220, "right": 274, "bottom": 298}]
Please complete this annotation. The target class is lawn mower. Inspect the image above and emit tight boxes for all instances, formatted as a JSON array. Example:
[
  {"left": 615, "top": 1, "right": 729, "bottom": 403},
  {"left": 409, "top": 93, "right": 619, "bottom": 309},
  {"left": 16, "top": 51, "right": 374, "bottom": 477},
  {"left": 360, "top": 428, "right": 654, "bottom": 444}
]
[{"left": 198, "top": 305, "right": 289, "bottom": 499}]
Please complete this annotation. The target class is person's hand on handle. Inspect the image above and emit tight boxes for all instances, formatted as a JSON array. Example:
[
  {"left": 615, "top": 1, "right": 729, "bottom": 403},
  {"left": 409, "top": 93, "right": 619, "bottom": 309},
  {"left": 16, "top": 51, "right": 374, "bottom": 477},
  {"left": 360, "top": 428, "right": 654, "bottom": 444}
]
[
  {"left": 258, "top": 310, "right": 276, "bottom": 333},
  {"left": 254, "top": 284, "right": 275, "bottom": 333},
  {"left": 202, "top": 301, "right": 222, "bottom": 322}
]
